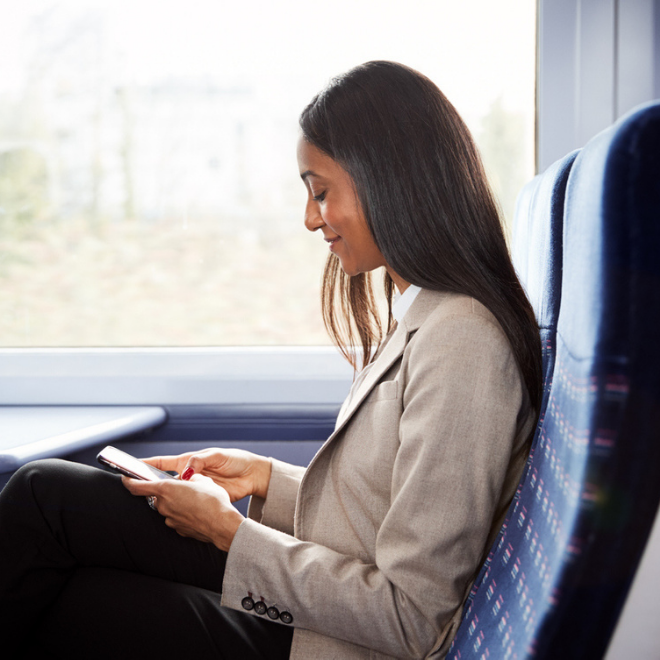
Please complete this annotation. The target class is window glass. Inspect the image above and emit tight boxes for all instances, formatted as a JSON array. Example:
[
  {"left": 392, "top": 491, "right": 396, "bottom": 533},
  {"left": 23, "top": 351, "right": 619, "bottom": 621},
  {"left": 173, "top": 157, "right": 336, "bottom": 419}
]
[{"left": 0, "top": 0, "right": 535, "bottom": 347}]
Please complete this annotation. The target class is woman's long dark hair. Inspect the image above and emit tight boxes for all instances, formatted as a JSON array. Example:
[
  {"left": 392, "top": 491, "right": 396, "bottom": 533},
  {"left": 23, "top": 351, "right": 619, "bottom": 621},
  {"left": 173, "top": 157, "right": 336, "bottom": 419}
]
[{"left": 300, "top": 61, "right": 542, "bottom": 413}]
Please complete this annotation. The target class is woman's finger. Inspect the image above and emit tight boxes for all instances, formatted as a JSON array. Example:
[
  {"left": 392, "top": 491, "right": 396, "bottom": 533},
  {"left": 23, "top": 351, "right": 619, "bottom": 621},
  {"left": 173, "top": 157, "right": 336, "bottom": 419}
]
[
  {"left": 142, "top": 455, "right": 186, "bottom": 472},
  {"left": 188, "top": 473, "right": 210, "bottom": 484},
  {"left": 179, "top": 451, "right": 220, "bottom": 480},
  {"left": 182, "top": 452, "right": 212, "bottom": 474},
  {"left": 121, "top": 476, "right": 162, "bottom": 497}
]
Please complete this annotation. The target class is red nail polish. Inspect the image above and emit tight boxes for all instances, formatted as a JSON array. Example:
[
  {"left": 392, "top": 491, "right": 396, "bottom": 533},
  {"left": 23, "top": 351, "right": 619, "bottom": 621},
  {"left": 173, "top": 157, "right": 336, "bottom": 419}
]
[{"left": 181, "top": 467, "right": 194, "bottom": 481}]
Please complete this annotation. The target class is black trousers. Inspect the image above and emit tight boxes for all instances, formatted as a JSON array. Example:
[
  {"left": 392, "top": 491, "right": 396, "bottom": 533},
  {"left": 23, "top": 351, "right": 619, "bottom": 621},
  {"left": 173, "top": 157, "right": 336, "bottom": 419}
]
[{"left": 0, "top": 459, "right": 293, "bottom": 659}]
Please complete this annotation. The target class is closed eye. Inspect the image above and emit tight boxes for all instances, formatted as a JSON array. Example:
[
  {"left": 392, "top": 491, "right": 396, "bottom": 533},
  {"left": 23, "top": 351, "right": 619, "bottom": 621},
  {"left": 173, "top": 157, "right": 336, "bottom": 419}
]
[{"left": 312, "top": 191, "right": 326, "bottom": 202}]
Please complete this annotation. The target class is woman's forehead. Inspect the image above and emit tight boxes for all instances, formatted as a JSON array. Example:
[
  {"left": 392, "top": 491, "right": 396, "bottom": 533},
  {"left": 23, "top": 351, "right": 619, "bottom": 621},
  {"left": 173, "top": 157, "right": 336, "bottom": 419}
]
[{"left": 297, "top": 139, "right": 347, "bottom": 180}]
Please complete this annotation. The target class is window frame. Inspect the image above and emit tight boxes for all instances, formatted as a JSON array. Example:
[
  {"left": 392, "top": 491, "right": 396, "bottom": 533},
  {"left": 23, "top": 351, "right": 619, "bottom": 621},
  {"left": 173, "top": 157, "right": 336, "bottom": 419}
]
[
  {"left": 0, "top": 347, "right": 353, "bottom": 406},
  {"left": 3, "top": 0, "right": 659, "bottom": 408}
]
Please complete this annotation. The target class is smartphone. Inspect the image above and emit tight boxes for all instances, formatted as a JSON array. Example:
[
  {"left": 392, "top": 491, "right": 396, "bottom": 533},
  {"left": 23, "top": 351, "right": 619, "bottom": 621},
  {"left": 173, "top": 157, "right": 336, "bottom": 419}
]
[{"left": 97, "top": 446, "right": 175, "bottom": 481}]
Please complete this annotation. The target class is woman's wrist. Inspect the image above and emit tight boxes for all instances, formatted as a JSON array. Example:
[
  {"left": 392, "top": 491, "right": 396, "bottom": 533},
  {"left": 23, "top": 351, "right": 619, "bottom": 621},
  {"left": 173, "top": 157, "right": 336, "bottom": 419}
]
[
  {"left": 253, "top": 455, "right": 273, "bottom": 500},
  {"left": 213, "top": 508, "right": 245, "bottom": 553}
]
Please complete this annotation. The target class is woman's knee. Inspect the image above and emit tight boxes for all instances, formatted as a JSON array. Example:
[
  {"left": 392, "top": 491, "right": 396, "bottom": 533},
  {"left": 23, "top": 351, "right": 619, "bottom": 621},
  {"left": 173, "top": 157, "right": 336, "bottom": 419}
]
[
  {"left": 0, "top": 460, "right": 64, "bottom": 527},
  {"left": 5, "top": 458, "right": 70, "bottom": 492},
  {"left": 1, "top": 459, "right": 95, "bottom": 511}
]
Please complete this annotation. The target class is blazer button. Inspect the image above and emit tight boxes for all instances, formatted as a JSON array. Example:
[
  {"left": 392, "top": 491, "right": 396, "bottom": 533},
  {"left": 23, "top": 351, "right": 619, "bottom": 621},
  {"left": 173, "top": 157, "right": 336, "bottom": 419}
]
[
  {"left": 254, "top": 601, "right": 267, "bottom": 615},
  {"left": 280, "top": 611, "right": 293, "bottom": 624},
  {"left": 266, "top": 606, "right": 279, "bottom": 620},
  {"left": 241, "top": 597, "right": 254, "bottom": 611}
]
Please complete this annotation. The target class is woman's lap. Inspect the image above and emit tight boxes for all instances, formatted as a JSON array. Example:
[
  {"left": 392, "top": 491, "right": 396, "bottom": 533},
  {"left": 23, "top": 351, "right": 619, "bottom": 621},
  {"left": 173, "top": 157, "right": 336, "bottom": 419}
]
[
  {"left": 29, "top": 567, "right": 292, "bottom": 659},
  {"left": 0, "top": 458, "right": 292, "bottom": 659},
  {"left": 0, "top": 457, "right": 228, "bottom": 588}
]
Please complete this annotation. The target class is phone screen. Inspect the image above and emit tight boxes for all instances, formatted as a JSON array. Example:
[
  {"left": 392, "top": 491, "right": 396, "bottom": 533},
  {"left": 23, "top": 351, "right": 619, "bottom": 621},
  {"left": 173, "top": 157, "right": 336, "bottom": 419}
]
[{"left": 97, "top": 446, "right": 175, "bottom": 481}]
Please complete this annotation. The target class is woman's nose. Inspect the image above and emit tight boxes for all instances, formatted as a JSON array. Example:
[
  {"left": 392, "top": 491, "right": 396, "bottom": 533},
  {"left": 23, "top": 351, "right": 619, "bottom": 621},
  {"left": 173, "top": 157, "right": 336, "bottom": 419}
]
[{"left": 304, "top": 202, "right": 325, "bottom": 232}]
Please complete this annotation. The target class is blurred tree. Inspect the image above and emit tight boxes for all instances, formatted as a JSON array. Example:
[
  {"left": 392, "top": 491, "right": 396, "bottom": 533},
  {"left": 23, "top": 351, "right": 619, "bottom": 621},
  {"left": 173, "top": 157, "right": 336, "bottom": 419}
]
[
  {"left": 477, "top": 96, "right": 532, "bottom": 231},
  {"left": 0, "top": 147, "right": 49, "bottom": 230},
  {"left": 116, "top": 86, "right": 136, "bottom": 222}
]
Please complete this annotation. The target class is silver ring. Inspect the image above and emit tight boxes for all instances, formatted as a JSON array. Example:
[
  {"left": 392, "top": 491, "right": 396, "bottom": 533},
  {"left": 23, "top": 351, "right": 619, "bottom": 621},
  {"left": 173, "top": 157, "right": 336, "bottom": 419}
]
[{"left": 147, "top": 496, "right": 157, "bottom": 511}]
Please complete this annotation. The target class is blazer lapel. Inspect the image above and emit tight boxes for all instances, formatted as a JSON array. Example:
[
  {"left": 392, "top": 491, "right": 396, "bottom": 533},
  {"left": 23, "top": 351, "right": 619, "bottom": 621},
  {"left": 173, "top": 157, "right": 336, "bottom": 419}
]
[
  {"left": 329, "top": 322, "right": 408, "bottom": 439},
  {"left": 327, "top": 288, "right": 453, "bottom": 442},
  {"left": 298, "top": 288, "right": 455, "bottom": 512}
]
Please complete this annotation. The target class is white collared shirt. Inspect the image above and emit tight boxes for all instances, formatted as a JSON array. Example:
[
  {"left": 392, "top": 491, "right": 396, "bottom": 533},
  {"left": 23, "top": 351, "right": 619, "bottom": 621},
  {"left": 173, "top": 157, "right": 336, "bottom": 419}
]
[{"left": 392, "top": 284, "right": 421, "bottom": 323}]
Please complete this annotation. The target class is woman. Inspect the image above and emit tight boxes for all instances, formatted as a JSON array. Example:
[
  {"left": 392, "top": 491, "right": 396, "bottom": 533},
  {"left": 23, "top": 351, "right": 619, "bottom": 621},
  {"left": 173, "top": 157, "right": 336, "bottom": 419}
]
[{"left": 0, "top": 61, "right": 540, "bottom": 659}]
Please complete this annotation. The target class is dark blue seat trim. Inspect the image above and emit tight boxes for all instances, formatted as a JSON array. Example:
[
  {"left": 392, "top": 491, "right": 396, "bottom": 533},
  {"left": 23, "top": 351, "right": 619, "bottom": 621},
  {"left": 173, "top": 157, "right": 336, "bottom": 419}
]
[{"left": 152, "top": 404, "right": 340, "bottom": 442}]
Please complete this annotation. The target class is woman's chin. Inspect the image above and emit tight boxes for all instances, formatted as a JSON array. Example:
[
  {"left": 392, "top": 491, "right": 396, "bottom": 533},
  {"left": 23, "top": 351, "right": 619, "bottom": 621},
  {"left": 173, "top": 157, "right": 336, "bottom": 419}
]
[{"left": 339, "top": 262, "right": 360, "bottom": 278}]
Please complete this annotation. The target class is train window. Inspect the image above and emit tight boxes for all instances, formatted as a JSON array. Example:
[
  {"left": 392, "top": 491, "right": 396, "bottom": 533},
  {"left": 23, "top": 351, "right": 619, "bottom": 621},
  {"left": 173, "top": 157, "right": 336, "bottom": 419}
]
[{"left": 0, "top": 1, "right": 535, "bottom": 348}]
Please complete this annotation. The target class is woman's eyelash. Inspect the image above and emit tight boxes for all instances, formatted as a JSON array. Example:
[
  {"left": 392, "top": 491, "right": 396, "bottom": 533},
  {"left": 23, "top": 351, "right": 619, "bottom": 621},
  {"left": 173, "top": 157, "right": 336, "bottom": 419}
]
[{"left": 312, "top": 191, "right": 326, "bottom": 202}]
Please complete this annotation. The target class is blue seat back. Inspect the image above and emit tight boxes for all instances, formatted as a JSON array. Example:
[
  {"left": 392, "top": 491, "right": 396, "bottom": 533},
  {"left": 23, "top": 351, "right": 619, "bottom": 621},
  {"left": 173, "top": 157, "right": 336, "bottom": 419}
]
[
  {"left": 511, "top": 150, "right": 577, "bottom": 337},
  {"left": 511, "top": 150, "right": 578, "bottom": 415},
  {"left": 449, "top": 101, "right": 660, "bottom": 659}
]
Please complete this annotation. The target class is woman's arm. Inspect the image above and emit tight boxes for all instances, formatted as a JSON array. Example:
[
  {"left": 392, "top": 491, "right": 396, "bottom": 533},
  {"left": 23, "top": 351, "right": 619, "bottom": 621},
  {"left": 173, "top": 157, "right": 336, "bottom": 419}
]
[
  {"left": 247, "top": 459, "right": 307, "bottom": 535},
  {"left": 123, "top": 472, "right": 244, "bottom": 551},
  {"left": 220, "top": 312, "right": 531, "bottom": 658},
  {"left": 127, "top": 449, "right": 307, "bottom": 539},
  {"left": 143, "top": 448, "right": 273, "bottom": 502}
]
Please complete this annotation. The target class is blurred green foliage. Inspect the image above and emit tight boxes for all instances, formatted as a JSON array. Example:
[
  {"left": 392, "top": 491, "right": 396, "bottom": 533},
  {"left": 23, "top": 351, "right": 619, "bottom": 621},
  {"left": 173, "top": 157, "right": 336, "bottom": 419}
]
[
  {"left": 478, "top": 96, "right": 531, "bottom": 231},
  {"left": 0, "top": 147, "right": 50, "bottom": 230}
]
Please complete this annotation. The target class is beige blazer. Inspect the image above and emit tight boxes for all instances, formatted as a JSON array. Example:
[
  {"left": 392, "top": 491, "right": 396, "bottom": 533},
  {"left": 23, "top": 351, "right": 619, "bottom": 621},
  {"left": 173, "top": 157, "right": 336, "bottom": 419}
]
[{"left": 221, "top": 289, "right": 535, "bottom": 659}]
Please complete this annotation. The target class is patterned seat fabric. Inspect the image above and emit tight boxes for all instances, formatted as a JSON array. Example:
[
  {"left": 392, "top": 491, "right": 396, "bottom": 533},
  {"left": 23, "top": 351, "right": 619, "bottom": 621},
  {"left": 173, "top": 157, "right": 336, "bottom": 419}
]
[{"left": 449, "top": 101, "right": 660, "bottom": 660}]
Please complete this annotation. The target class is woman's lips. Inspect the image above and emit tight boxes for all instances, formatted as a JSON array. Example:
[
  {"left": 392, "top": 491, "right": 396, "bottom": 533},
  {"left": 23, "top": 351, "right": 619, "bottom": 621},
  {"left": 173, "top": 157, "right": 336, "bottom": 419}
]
[{"left": 326, "top": 237, "right": 341, "bottom": 251}]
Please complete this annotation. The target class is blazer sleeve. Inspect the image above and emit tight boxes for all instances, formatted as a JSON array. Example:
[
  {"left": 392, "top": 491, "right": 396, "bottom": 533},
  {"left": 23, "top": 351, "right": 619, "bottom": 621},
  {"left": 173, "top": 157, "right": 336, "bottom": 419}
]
[
  {"left": 221, "top": 312, "right": 529, "bottom": 658},
  {"left": 246, "top": 459, "right": 306, "bottom": 536}
]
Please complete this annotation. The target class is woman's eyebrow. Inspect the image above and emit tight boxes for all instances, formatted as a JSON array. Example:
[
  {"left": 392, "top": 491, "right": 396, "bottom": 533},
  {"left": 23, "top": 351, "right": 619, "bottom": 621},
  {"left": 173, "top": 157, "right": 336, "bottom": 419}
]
[{"left": 300, "top": 169, "right": 319, "bottom": 181}]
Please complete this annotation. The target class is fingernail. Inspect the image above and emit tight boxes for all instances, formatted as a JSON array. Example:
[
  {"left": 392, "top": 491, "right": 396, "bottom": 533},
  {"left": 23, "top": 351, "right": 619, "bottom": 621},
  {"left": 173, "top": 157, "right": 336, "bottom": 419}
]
[{"left": 181, "top": 467, "right": 194, "bottom": 481}]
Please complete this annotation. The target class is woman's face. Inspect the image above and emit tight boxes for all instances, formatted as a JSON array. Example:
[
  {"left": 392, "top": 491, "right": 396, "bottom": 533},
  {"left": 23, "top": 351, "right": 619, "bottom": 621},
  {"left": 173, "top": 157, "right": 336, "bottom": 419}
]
[{"left": 297, "top": 138, "right": 387, "bottom": 278}]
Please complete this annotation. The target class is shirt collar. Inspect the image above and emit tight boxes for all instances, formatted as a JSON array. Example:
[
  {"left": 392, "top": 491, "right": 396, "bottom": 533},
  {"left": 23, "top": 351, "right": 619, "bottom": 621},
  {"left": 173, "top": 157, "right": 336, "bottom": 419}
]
[{"left": 392, "top": 284, "right": 422, "bottom": 323}]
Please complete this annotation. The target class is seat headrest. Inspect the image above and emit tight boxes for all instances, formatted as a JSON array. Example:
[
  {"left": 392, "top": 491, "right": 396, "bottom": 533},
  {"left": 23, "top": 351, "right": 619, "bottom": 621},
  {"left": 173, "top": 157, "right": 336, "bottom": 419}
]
[
  {"left": 559, "top": 101, "right": 660, "bottom": 361},
  {"left": 512, "top": 150, "right": 578, "bottom": 329}
]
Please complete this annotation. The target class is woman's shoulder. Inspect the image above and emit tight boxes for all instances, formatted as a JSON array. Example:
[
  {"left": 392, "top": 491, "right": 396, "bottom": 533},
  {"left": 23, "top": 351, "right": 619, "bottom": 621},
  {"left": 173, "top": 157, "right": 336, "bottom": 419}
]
[
  {"left": 403, "top": 290, "right": 525, "bottom": 400},
  {"left": 405, "top": 289, "right": 508, "bottom": 346}
]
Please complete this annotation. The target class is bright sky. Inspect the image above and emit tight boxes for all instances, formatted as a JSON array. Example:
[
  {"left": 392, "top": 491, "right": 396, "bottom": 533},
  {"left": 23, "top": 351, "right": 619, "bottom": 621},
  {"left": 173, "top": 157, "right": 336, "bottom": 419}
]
[{"left": 0, "top": 0, "right": 535, "bottom": 125}]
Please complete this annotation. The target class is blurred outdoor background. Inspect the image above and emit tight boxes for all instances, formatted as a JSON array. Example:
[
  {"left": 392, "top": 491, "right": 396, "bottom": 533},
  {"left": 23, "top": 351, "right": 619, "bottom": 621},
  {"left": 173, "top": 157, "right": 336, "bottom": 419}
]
[{"left": 0, "top": 0, "right": 536, "bottom": 346}]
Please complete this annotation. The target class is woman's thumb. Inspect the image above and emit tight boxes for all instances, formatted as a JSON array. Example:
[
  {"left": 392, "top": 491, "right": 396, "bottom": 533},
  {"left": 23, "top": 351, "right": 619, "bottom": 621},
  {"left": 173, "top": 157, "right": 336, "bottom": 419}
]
[{"left": 181, "top": 456, "right": 203, "bottom": 481}]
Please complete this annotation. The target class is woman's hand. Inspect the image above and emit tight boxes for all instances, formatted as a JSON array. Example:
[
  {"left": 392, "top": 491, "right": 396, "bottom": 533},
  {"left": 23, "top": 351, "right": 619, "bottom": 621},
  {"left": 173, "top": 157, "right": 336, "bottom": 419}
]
[
  {"left": 122, "top": 474, "right": 244, "bottom": 552},
  {"left": 143, "top": 448, "right": 272, "bottom": 502}
]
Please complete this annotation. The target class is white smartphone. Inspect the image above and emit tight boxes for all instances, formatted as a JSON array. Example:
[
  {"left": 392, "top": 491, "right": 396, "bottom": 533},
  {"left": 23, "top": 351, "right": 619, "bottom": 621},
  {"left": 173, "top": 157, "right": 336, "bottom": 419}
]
[{"left": 97, "top": 446, "right": 175, "bottom": 481}]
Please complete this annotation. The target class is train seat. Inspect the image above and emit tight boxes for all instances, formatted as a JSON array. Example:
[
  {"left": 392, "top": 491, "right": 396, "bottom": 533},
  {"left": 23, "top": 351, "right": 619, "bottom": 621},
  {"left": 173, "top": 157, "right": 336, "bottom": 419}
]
[
  {"left": 511, "top": 148, "right": 579, "bottom": 423},
  {"left": 449, "top": 100, "right": 660, "bottom": 659},
  {"left": 446, "top": 139, "right": 576, "bottom": 659}
]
